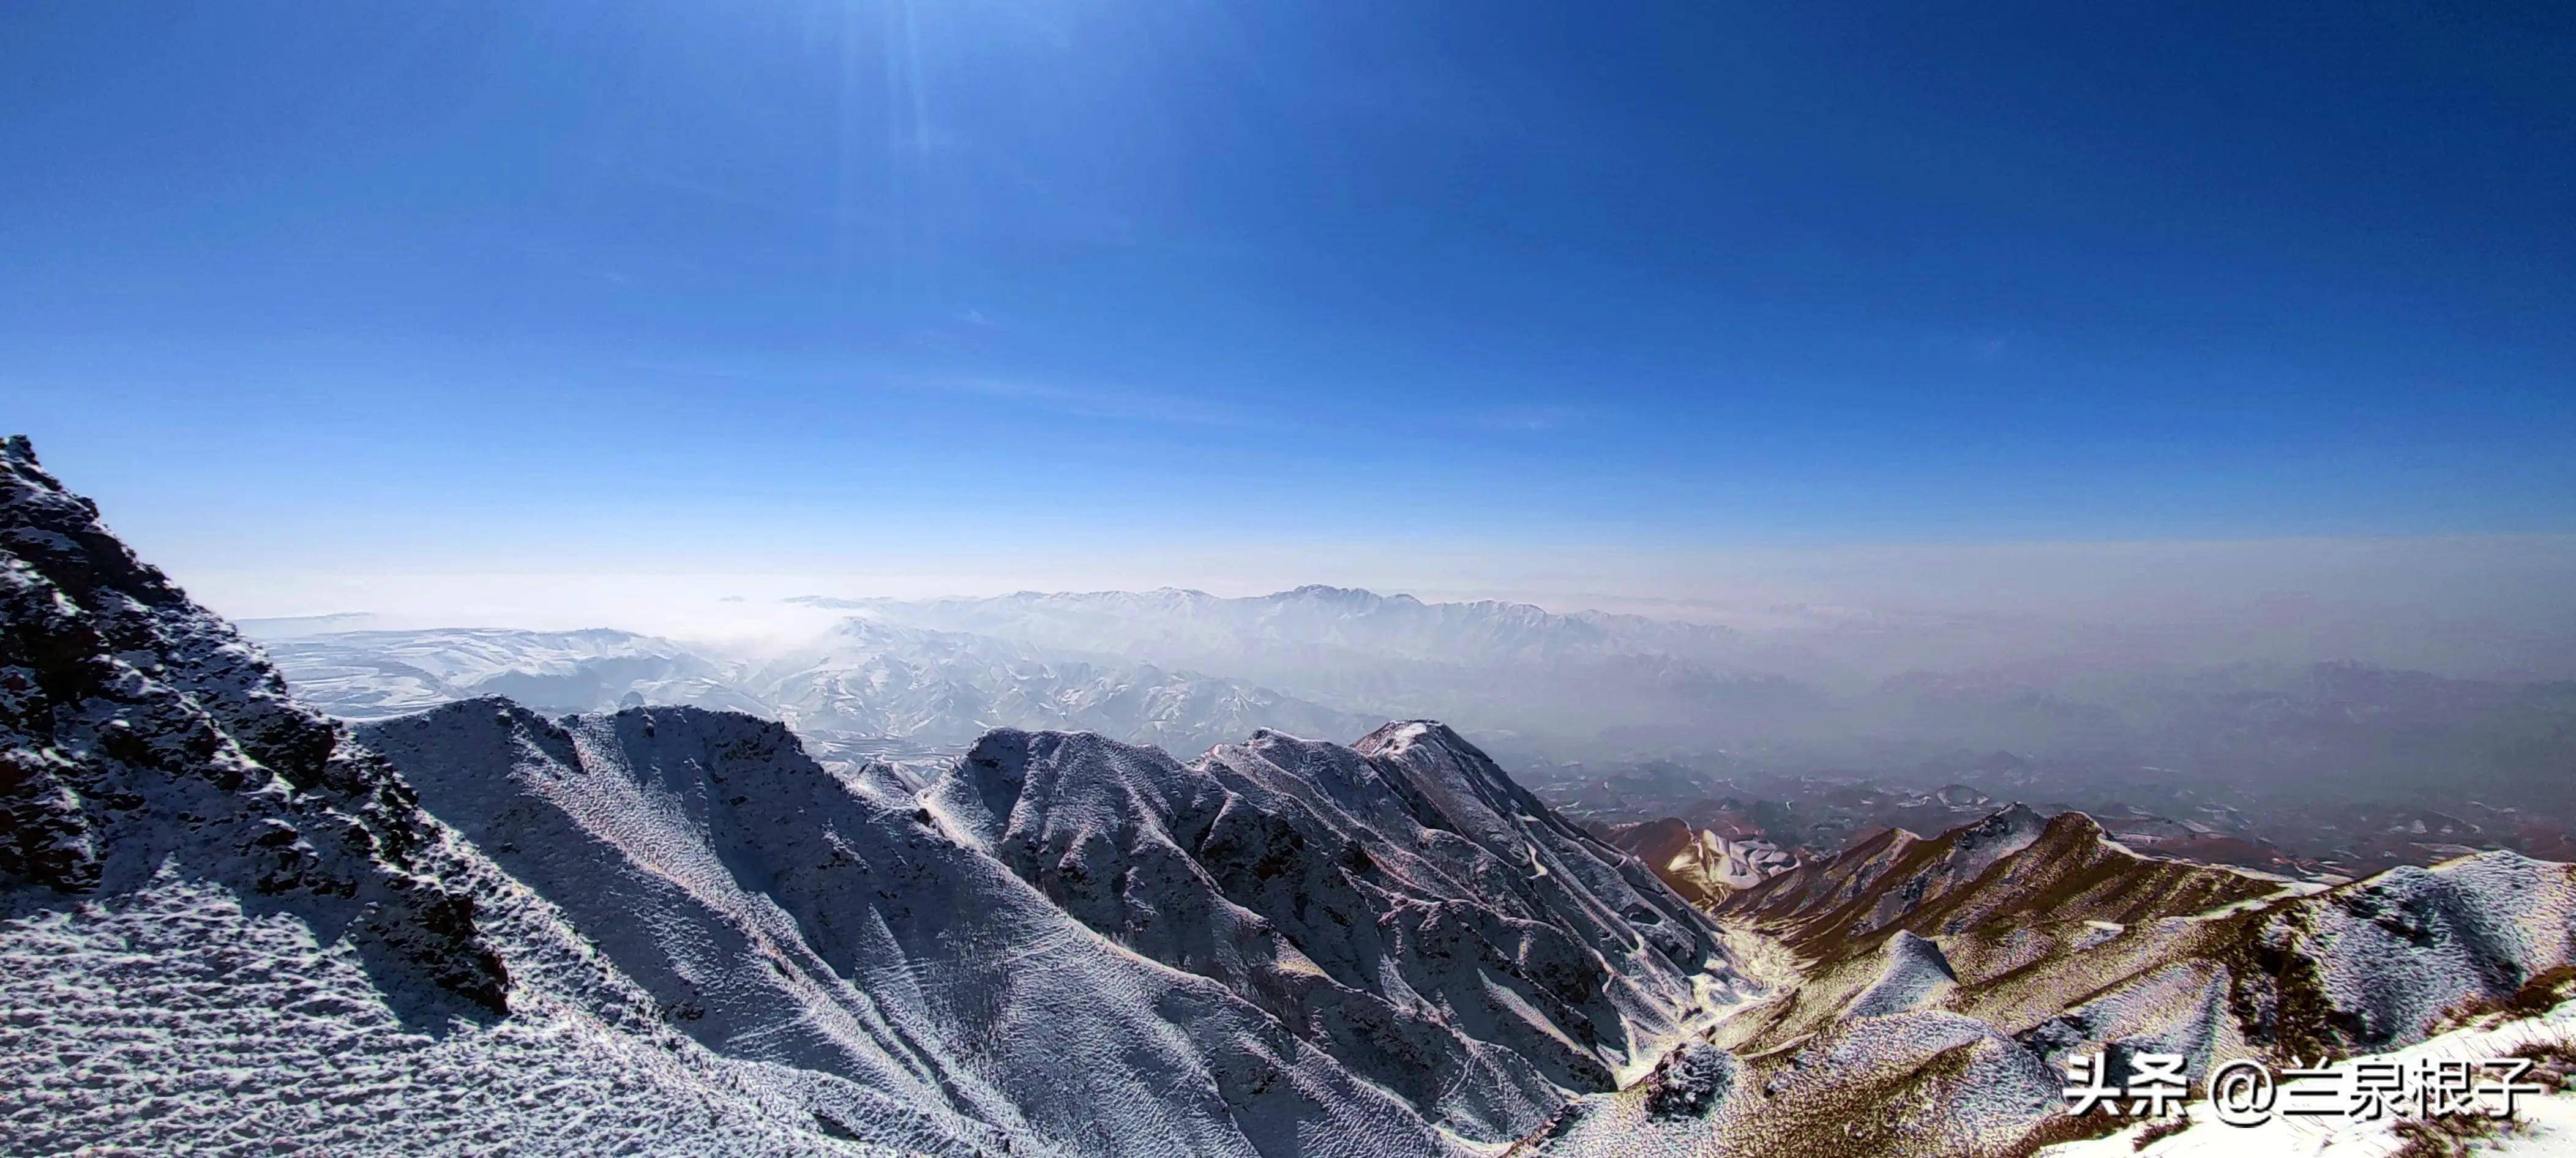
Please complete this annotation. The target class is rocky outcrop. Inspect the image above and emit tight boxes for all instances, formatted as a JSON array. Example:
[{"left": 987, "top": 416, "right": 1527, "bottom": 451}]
[
  {"left": 0, "top": 435, "right": 507, "bottom": 1013},
  {"left": 1600, "top": 817, "right": 1795, "bottom": 908}
]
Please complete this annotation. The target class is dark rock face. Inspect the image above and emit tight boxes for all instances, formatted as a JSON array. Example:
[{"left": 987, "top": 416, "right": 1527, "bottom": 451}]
[
  {"left": 0, "top": 436, "right": 507, "bottom": 1014},
  {"left": 1641, "top": 1041, "right": 1733, "bottom": 1119}
]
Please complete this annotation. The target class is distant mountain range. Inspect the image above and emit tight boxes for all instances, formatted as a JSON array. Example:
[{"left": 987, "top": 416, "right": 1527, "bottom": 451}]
[
  {"left": 255, "top": 626, "right": 767, "bottom": 719},
  {"left": 800, "top": 587, "right": 1825, "bottom": 745},
  {"left": 794, "top": 585, "right": 1754, "bottom": 671},
  {"left": 253, "top": 581, "right": 2576, "bottom": 826},
  {"left": 820, "top": 589, "right": 2576, "bottom": 802},
  {"left": 251, "top": 619, "right": 1383, "bottom": 766}
]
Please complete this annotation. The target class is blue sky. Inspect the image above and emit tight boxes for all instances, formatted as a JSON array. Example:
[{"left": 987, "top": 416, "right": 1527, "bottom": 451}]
[{"left": 4, "top": 1, "right": 2572, "bottom": 619}]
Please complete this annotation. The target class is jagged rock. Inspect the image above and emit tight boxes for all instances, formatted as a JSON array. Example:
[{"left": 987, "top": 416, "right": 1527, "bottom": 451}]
[{"left": 1641, "top": 1042, "right": 1734, "bottom": 1118}]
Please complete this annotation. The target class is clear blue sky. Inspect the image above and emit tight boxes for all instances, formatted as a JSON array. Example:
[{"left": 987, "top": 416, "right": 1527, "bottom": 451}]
[{"left": 4, "top": 1, "right": 2572, "bottom": 605}]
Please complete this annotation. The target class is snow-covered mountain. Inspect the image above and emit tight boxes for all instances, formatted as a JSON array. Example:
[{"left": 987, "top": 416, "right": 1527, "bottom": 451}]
[
  {"left": 926, "top": 723, "right": 1742, "bottom": 1132},
  {"left": 251, "top": 618, "right": 1383, "bottom": 762},
  {"left": 255, "top": 627, "right": 766, "bottom": 719},
  {"left": 11, "top": 435, "right": 2574, "bottom": 1157},
  {"left": 1, "top": 436, "right": 1738, "bottom": 1155},
  {"left": 744, "top": 617, "right": 1383, "bottom": 756},
  {"left": 799, "top": 585, "right": 1755, "bottom": 672},
  {"left": 356, "top": 701, "right": 1479, "bottom": 1156},
  {"left": 798, "top": 588, "right": 1830, "bottom": 744}
]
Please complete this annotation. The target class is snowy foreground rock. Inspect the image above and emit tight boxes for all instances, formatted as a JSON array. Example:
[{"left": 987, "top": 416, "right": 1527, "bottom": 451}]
[{"left": 0, "top": 436, "right": 1737, "bottom": 1156}]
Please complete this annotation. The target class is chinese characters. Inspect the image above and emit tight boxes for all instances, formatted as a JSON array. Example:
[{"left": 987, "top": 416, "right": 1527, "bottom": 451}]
[{"left": 2063, "top": 1052, "right": 2548, "bottom": 1128}]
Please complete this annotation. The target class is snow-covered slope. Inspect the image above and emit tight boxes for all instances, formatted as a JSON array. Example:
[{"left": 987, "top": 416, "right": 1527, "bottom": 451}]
[
  {"left": 1717, "top": 806, "right": 2274, "bottom": 958},
  {"left": 921, "top": 721, "right": 1749, "bottom": 1141},
  {"left": 360, "top": 701, "right": 1473, "bottom": 1157},
  {"left": 0, "top": 435, "right": 510, "bottom": 1011}
]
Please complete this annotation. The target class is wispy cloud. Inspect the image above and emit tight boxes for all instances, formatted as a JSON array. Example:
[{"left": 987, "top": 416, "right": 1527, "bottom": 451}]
[
  {"left": 901, "top": 376, "right": 1265, "bottom": 428},
  {"left": 1464, "top": 404, "right": 1592, "bottom": 433}
]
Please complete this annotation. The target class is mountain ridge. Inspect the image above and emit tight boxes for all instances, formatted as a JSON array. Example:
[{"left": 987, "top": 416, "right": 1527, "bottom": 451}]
[{"left": 921, "top": 719, "right": 1742, "bottom": 1129}]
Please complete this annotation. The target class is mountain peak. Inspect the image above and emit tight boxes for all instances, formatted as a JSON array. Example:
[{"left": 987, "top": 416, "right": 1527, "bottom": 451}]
[
  {"left": 1355, "top": 717, "right": 1472, "bottom": 753},
  {"left": 923, "top": 720, "right": 1734, "bottom": 1131},
  {"left": 1275, "top": 583, "right": 1383, "bottom": 603},
  {"left": 1963, "top": 801, "right": 2048, "bottom": 845}
]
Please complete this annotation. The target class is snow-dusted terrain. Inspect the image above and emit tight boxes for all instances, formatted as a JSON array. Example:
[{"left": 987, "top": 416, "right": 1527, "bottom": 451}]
[
  {"left": 0, "top": 436, "right": 1739, "bottom": 1156},
  {"left": 1519, "top": 805, "right": 2576, "bottom": 1157},
  {"left": 357, "top": 701, "right": 1475, "bottom": 1156},
  {"left": 0, "top": 436, "right": 967, "bottom": 1155},
  {"left": 923, "top": 722, "right": 1745, "bottom": 1135},
  {"left": 12, "top": 432, "right": 2576, "bottom": 1158}
]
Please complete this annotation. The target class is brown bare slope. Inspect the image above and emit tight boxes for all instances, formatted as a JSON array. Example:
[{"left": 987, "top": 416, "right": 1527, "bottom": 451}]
[
  {"left": 1603, "top": 818, "right": 1726, "bottom": 909},
  {"left": 1722, "top": 807, "right": 2277, "bottom": 959},
  {"left": 1601, "top": 818, "right": 1797, "bottom": 911},
  {"left": 1518, "top": 805, "right": 2576, "bottom": 1158}
]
